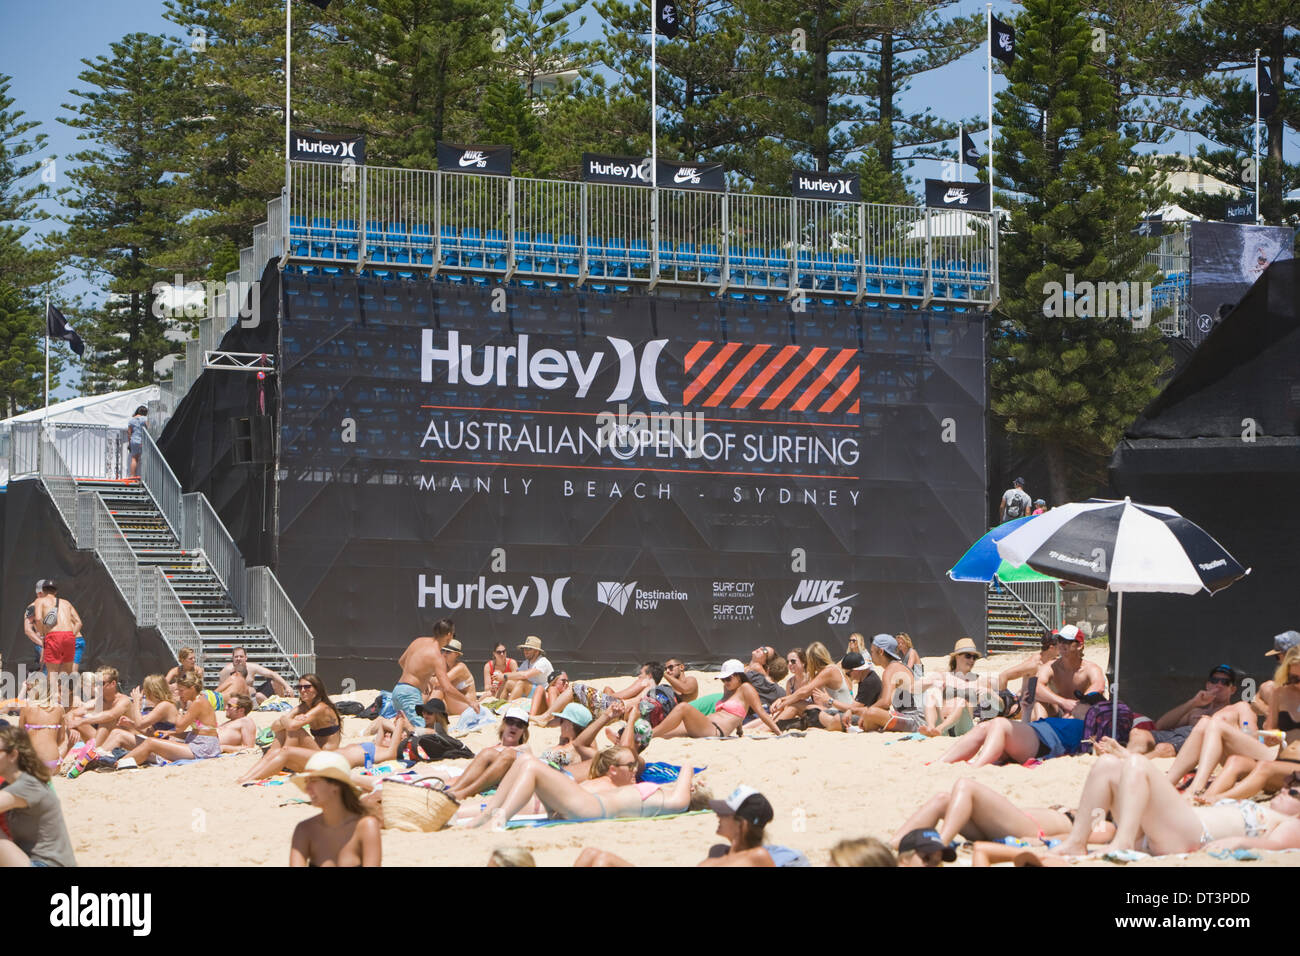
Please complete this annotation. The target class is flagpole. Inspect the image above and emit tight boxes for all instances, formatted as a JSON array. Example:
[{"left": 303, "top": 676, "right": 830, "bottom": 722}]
[
  {"left": 651, "top": 3, "right": 658, "bottom": 189},
  {"left": 1254, "top": 48, "right": 1261, "bottom": 225},
  {"left": 44, "top": 294, "right": 50, "bottom": 418},
  {"left": 986, "top": 5, "right": 994, "bottom": 209},
  {"left": 958, "top": 122, "right": 964, "bottom": 179},
  {"left": 285, "top": 0, "right": 292, "bottom": 195}
]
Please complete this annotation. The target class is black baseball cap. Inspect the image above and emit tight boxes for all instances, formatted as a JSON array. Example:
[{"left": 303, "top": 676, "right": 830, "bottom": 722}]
[
  {"left": 898, "top": 828, "right": 957, "bottom": 861},
  {"left": 415, "top": 698, "right": 448, "bottom": 718},
  {"left": 841, "top": 652, "right": 867, "bottom": 671}
]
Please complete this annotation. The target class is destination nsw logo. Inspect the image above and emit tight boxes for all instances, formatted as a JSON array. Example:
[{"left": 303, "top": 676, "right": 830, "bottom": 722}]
[
  {"left": 417, "top": 574, "right": 570, "bottom": 618},
  {"left": 596, "top": 581, "right": 688, "bottom": 615},
  {"left": 421, "top": 330, "right": 669, "bottom": 404}
]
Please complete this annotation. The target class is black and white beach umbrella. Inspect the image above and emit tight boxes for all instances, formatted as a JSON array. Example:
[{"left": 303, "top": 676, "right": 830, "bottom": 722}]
[
  {"left": 996, "top": 498, "right": 1248, "bottom": 738},
  {"left": 994, "top": 498, "right": 1247, "bottom": 594}
]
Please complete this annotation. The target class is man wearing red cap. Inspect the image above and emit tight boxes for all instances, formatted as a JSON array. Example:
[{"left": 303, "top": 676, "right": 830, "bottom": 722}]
[{"left": 1035, "top": 624, "right": 1106, "bottom": 717}]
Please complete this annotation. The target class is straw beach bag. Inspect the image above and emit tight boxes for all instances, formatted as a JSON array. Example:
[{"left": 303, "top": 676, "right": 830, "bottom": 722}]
[{"left": 381, "top": 778, "right": 459, "bottom": 832}]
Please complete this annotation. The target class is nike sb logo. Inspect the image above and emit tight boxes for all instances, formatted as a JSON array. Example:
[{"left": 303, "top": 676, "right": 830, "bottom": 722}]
[{"left": 780, "top": 579, "right": 857, "bottom": 625}]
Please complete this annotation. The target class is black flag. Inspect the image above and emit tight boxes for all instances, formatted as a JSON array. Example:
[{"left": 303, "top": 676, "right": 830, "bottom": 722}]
[
  {"left": 991, "top": 16, "right": 1015, "bottom": 64},
  {"left": 657, "top": 1, "right": 681, "bottom": 39},
  {"left": 304, "top": 0, "right": 332, "bottom": 8},
  {"left": 1259, "top": 62, "right": 1277, "bottom": 118},
  {"left": 961, "top": 130, "right": 981, "bottom": 165},
  {"left": 46, "top": 303, "right": 85, "bottom": 356}
]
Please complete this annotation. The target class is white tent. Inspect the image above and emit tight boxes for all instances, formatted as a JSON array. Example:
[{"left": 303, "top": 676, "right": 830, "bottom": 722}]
[
  {"left": 1143, "top": 203, "right": 1202, "bottom": 222},
  {"left": 0, "top": 386, "right": 159, "bottom": 486},
  {"left": 905, "top": 209, "right": 990, "bottom": 241}
]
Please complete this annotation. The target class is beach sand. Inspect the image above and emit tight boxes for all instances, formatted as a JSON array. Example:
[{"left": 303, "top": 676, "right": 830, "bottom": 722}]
[{"left": 51, "top": 645, "right": 1297, "bottom": 867}]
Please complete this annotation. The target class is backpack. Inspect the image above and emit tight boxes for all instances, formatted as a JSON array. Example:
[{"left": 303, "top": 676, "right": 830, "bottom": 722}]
[
  {"left": 398, "top": 730, "right": 474, "bottom": 762},
  {"left": 335, "top": 700, "right": 365, "bottom": 717},
  {"left": 358, "top": 691, "right": 394, "bottom": 722},
  {"left": 1004, "top": 491, "right": 1027, "bottom": 519},
  {"left": 1081, "top": 699, "right": 1134, "bottom": 750}
]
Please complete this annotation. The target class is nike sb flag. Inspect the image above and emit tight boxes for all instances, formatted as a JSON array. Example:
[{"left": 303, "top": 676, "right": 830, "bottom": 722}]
[
  {"left": 1259, "top": 62, "right": 1277, "bottom": 118},
  {"left": 46, "top": 303, "right": 84, "bottom": 356},
  {"left": 991, "top": 16, "right": 1015, "bottom": 64},
  {"left": 657, "top": 1, "right": 682, "bottom": 39},
  {"left": 437, "top": 142, "right": 513, "bottom": 177},
  {"left": 924, "top": 178, "right": 991, "bottom": 211},
  {"left": 961, "top": 130, "right": 981, "bottom": 165},
  {"left": 655, "top": 159, "right": 725, "bottom": 192}
]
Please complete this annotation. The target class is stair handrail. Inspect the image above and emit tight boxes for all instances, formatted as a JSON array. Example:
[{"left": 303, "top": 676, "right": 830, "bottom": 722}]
[
  {"left": 244, "top": 566, "right": 315, "bottom": 677},
  {"left": 991, "top": 575, "right": 1056, "bottom": 631},
  {"left": 139, "top": 428, "right": 185, "bottom": 540},
  {"left": 182, "top": 492, "right": 247, "bottom": 617},
  {"left": 152, "top": 566, "right": 204, "bottom": 668},
  {"left": 80, "top": 489, "right": 142, "bottom": 618},
  {"left": 33, "top": 424, "right": 80, "bottom": 531}
]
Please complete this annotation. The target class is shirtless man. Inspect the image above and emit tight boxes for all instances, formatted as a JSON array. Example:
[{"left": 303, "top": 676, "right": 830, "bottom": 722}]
[
  {"left": 1035, "top": 625, "right": 1105, "bottom": 716},
  {"left": 218, "top": 694, "right": 258, "bottom": 751},
  {"left": 1126, "top": 665, "right": 1249, "bottom": 757},
  {"left": 216, "top": 647, "right": 291, "bottom": 704},
  {"left": 32, "top": 580, "right": 83, "bottom": 703},
  {"left": 663, "top": 659, "right": 698, "bottom": 704},
  {"left": 393, "top": 619, "right": 478, "bottom": 728},
  {"left": 65, "top": 666, "right": 133, "bottom": 747},
  {"left": 23, "top": 585, "right": 45, "bottom": 667}
]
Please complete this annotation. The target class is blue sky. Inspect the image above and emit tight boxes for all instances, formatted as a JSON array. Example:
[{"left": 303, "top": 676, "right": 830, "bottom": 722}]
[{"left": 2, "top": 0, "right": 1288, "bottom": 397}]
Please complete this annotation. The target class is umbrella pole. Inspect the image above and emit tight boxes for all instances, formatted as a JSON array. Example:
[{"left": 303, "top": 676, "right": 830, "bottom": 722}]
[{"left": 1112, "top": 591, "right": 1123, "bottom": 739}]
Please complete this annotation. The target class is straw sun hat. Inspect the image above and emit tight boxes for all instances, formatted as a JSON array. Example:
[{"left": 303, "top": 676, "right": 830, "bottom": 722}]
[
  {"left": 948, "top": 637, "right": 983, "bottom": 661},
  {"left": 292, "top": 751, "right": 362, "bottom": 795}
]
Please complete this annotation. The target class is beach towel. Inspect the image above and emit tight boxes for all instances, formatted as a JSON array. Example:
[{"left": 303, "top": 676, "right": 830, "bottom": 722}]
[
  {"left": 639, "top": 761, "right": 705, "bottom": 784},
  {"left": 257, "top": 696, "right": 293, "bottom": 712},
  {"left": 503, "top": 808, "right": 711, "bottom": 829},
  {"left": 453, "top": 707, "right": 498, "bottom": 734}
]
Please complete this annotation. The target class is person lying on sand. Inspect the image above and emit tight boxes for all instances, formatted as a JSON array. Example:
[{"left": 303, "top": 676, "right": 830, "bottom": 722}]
[
  {"left": 897, "top": 828, "right": 956, "bottom": 867},
  {"left": 1197, "top": 744, "right": 1300, "bottom": 803},
  {"left": 289, "top": 752, "right": 381, "bottom": 867},
  {"left": 970, "top": 842, "right": 1069, "bottom": 867},
  {"left": 1051, "top": 751, "right": 1300, "bottom": 857},
  {"left": 445, "top": 707, "right": 532, "bottom": 801},
  {"left": 573, "top": 786, "right": 807, "bottom": 867},
  {"left": 460, "top": 746, "right": 705, "bottom": 828},
  {"left": 891, "top": 778, "right": 1113, "bottom": 848},
  {"left": 1157, "top": 713, "right": 1280, "bottom": 798},
  {"left": 940, "top": 712, "right": 1088, "bottom": 766},
  {"left": 651, "top": 661, "right": 781, "bottom": 739}
]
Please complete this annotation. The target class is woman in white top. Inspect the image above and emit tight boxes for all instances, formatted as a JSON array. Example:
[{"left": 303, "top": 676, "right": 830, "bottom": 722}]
[{"left": 771, "top": 642, "right": 852, "bottom": 731}]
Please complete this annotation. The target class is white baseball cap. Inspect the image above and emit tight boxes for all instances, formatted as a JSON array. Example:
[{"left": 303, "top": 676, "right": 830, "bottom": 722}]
[
  {"left": 502, "top": 706, "right": 530, "bottom": 723},
  {"left": 718, "top": 659, "right": 746, "bottom": 679}
]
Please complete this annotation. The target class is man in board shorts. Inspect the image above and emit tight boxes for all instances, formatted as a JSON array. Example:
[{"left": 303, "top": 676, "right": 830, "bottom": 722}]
[{"left": 32, "top": 580, "right": 82, "bottom": 703}]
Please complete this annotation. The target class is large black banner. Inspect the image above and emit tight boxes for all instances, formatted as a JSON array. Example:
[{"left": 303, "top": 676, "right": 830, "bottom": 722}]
[
  {"left": 273, "top": 278, "right": 987, "bottom": 685},
  {"left": 437, "top": 142, "right": 513, "bottom": 176},
  {"left": 792, "top": 169, "right": 861, "bottom": 201},
  {"left": 656, "top": 159, "right": 725, "bottom": 191},
  {"left": 924, "top": 179, "right": 990, "bottom": 211},
  {"left": 582, "top": 153, "right": 650, "bottom": 186},
  {"left": 290, "top": 129, "right": 365, "bottom": 165},
  {"left": 1188, "top": 221, "right": 1292, "bottom": 336}
]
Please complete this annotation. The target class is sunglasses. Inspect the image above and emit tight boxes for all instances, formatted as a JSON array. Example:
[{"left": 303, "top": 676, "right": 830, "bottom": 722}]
[
  {"left": 297, "top": 684, "right": 313, "bottom": 691},
  {"left": 503, "top": 718, "right": 527, "bottom": 729},
  {"left": 1207, "top": 676, "right": 1232, "bottom": 686},
  {"left": 958, "top": 653, "right": 977, "bottom": 660},
  {"left": 613, "top": 761, "right": 637, "bottom": 770},
  {"left": 1287, "top": 674, "right": 1300, "bottom": 685}
]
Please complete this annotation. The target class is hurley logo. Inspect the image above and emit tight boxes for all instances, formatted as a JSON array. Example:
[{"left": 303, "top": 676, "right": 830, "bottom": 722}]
[
  {"left": 49, "top": 887, "right": 152, "bottom": 936},
  {"left": 943, "top": 187, "right": 970, "bottom": 205},
  {"left": 673, "top": 167, "right": 702, "bottom": 185},
  {"left": 780, "top": 580, "right": 857, "bottom": 626},
  {"left": 459, "top": 150, "right": 488, "bottom": 168},
  {"left": 596, "top": 581, "right": 637, "bottom": 615},
  {"left": 417, "top": 574, "right": 570, "bottom": 618},
  {"left": 796, "top": 176, "right": 855, "bottom": 195},
  {"left": 295, "top": 137, "right": 357, "bottom": 159},
  {"left": 421, "top": 330, "right": 669, "bottom": 404}
]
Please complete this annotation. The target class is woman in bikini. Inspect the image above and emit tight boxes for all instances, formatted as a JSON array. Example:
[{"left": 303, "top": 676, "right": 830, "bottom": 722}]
[
  {"left": 430, "top": 639, "right": 477, "bottom": 716},
  {"left": 481, "top": 643, "right": 517, "bottom": 699},
  {"left": 463, "top": 746, "right": 704, "bottom": 827},
  {"left": 116, "top": 673, "right": 222, "bottom": 766},
  {"left": 923, "top": 638, "right": 985, "bottom": 736},
  {"left": 165, "top": 647, "right": 201, "bottom": 685},
  {"left": 1053, "top": 751, "right": 1300, "bottom": 857},
  {"left": 12, "top": 674, "right": 66, "bottom": 770},
  {"left": 99, "top": 675, "right": 180, "bottom": 753},
  {"left": 289, "top": 751, "right": 381, "bottom": 867},
  {"left": 651, "top": 660, "right": 782, "bottom": 739},
  {"left": 770, "top": 643, "right": 853, "bottom": 731},
  {"left": 771, "top": 648, "right": 812, "bottom": 725},
  {"left": 446, "top": 706, "right": 532, "bottom": 800},
  {"left": 892, "top": 778, "right": 1114, "bottom": 848},
  {"left": 236, "top": 674, "right": 342, "bottom": 783}
]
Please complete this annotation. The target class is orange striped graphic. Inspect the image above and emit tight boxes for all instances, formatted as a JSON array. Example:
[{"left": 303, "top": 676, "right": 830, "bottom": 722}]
[
  {"left": 818, "top": 366, "right": 860, "bottom": 414},
  {"left": 703, "top": 344, "right": 770, "bottom": 407},
  {"left": 731, "top": 345, "right": 799, "bottom": 409},
  {"left": 760, "top": 347, "right": 827, "bottom": 411},
  {"left": 791, "top": 348, "right": 856, "bottom": 412},
  {"left": 682, "top": 342, "right": 741, "bottom": 405},
  {"left": 848, "top": 400, "right": 860, "bottom": 414},
  {"left": 684, "top": 340, "right": 712, "bottom": 372}
]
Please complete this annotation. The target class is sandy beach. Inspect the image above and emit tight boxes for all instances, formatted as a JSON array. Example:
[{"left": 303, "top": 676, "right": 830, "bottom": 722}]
[{"left": 49, "top": 645, "right": 1297, "bottom": 867}]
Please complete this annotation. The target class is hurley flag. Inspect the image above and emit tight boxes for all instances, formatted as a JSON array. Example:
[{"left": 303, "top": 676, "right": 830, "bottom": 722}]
[
  {"left": 991, "top": 15, "right": 1015, "bottom": 64},
  {"left": 657, "top": 0, "right": 682, "bottom": 39},
  {"left": 1259, "top": 62, "right": 1277, "bottom": 118},
  {"left": 46, "top": 303, "right": 85, "bottom": 356},
  {"left": 961, "top": 130, "right": 981, "bottom": 165}
]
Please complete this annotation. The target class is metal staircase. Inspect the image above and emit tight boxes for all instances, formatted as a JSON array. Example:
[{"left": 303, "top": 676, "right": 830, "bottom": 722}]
[
  {"left": 80, "top": 480, "right": 293, "bottom": 688},
  {"left": 8, "top": 421, "right": 314, "bottom": 685},
  {"left": 986, "top": 578, "right": 1061, "bottom": 653}
]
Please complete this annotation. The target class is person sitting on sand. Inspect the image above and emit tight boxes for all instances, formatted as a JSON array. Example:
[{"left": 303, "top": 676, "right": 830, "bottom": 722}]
[
  {"left": 1248, "top": 630, "right": 1300, "bottom": 721},
  {"left": 923, "top": 638, "right": 985, "bottom": 736},
  {"left": 573, "top": 785, "right": 806, "bottom": 868},
  {"left": 842, "top": 633, "right": 866, "bottom": 666},
  {"left": 892, "top": 778, "right": 1114, "bottom": 848},
  {"left": 896, "top": 632, "right": 923, "bottom": 679},
  {"left": 651, "top": 660, "right": 782, "bottom": 739},
  {"left": 770, "top": 643, "right": 853, "bottom": 731},
  {"left": 534, "top": 662, "right": 662, "bottom": 725},
  {"left": 0, "top": 726, "right": 77, "bottom": 866},
  {"left": 446, "top": 707, "right": 532, "bottom": 801},
  {"left": 772, "top": 648, "right": 812, "bottom": 726},
  {"left": 824, "top": 634, "right": 936, "bottom": 734},
  {"left": 745, "top": 646, "right": 787, "bottom": 709},
  {"left": 64, "top": 666, "right": 133, "bottom": 747},
  {"left": 462, "top": 746, "right": 704, "bottom": 828},
  {"left": 1051, "top": 751, "right": 1300, "bottom": 858},
  {"left": 98, "top": 675, "right": 180, "bottom": 753},
  {"left": 6, "top": 674, "right": 66, "bottom": 771},
  {"left": 663, "top": 658, "right": 698, "bottom": 704},
  {"left": 429, "top": 639, "right": 477, "bottom": 716},
  {"left": 940, "top": 711, "right": 1087, "bottom": 767},
  {"left": 491, "top": 635, "right": 553, "bottom": 706},
  {"left": 897, "top": 828, "right": 956, "bottom": 867},
  {"left": 218, "top": 694, "right": 258, "bottom": 751},
  {"left": 481, "top": 643, "right": 517, "bottom": 699},
  {"left": 829, "top": 837, "right": 897, "bottom": 867},
  {"left": 1200, "top": 749, "right": 1300, "bottom": 804},
  {"left": 113, "top": 673, "right": 222, "bottom": 767},
  {"left": 236, "top": 674, "right": 342, "bottom": 783},
  {"left": 536, "top": 702, "right": 600, "bottom": 774},
  {"left": 216, "top": 647, "right": 291, "bottom": 704},
  {"left": 1035, "top": 625, "right": 1105, "bottom": 717},
  {"left": 289, "top": 751, "right": 381, "bottom": 867},
  {"left": 1126, "top": 664, "right": 1252, "bottom": 758},
  {"left": 165, "top": 647, "right": 201, "bottom": 685}
]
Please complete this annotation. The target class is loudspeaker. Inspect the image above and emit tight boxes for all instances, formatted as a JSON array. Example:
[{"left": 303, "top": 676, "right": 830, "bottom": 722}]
[{"left": 230, "top": 415, "right": 274, "bottom": 464}]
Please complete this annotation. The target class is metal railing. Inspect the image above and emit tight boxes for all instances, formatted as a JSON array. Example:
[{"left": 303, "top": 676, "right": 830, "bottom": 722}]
[
  {"left": 1002, "top": 578, "right": 1062, "bottom": 631},
  {"left": 286, "top": 160, "right": 998, "bottom": 304},
  {"left": 1145, "top": 224, "right": 1191, "bottom": 338},
  {"left": 139, "top": 429, "right": 184, "bottom": 540},
  {"left": 155, "top": 567, "right": 203, "bottom": 667},
  {"left": 86, "top": 490, "right": 141, "bottom": 617},
  {"left": 245, "top": 566, "right": 315, "bottom": 676},
  {"left": 183, "top": 492, "right": 246, "bottom": 616},
  {"left": 36, "top": 428, "right": 79, "bottom": 532}
]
